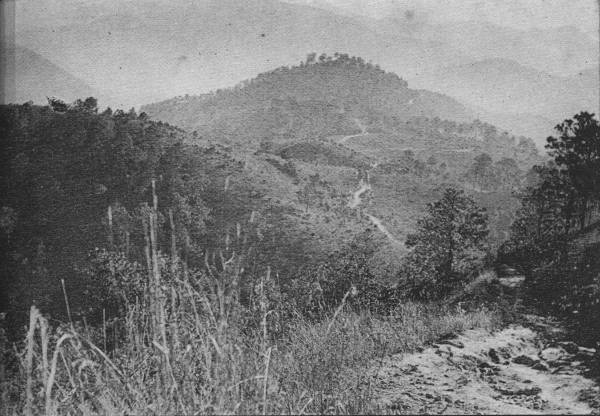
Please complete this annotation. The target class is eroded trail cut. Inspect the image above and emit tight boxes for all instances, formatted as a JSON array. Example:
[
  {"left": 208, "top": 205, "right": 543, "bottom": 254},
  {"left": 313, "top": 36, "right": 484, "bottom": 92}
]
[
  {"left": 346, "top": 154, "right": 402, "bottom": 246},
  {"left": 349, "top": 178, "right": 371, "bottom": 209},
  {"left": 337, "top": 118, "right": 368, "bottom": 144},
  {"left": 367, "top": 317, "right": 600, "bottom": 414}
]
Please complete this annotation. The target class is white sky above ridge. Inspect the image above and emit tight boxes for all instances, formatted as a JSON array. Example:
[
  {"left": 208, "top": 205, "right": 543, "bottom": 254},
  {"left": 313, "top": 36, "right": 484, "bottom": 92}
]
[
  {"left": 14, "top": 0, "right": 600, "bottom": 35},
  {"left": 290, "top": 0, "right": 599, "bottom": 36}
]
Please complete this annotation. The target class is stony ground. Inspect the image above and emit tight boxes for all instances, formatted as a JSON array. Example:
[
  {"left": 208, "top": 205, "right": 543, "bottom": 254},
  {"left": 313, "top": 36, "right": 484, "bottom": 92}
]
[{"left": 366, "top": 315, "right": 600, "bottom": 414}]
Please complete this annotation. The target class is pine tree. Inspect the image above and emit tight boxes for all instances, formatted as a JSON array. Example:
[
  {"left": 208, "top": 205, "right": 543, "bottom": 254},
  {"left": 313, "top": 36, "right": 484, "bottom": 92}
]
[{"left": 400, "top": 187, "right": 489, "bottom": 300}]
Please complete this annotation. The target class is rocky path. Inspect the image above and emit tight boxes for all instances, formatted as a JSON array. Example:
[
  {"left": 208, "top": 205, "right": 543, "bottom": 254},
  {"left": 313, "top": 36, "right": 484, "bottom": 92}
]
[
  {"left": 336, "top": 118, "right": 368, "bottom": 144},
  {"left": 349, "top": 177, "right": 371, "bottom": 209},
  {"left": 336, "top": 118, "right": 402, "bottom": 246},
  {"left": 365, "top": 213, "right": 402, "bottom": 246},
  {"left": 367, "top": 317, "right": 600, "bottom": 414},
  {"left": 347, "top": 165, "right": 402, "bottom": 246}
]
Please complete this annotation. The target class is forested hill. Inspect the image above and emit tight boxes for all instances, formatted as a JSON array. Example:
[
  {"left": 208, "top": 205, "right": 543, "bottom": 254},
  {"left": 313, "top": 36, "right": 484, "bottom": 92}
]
[
  {"left": 0, "top": 100, "right": 269, "bottom": 324},
  {"left": 140, "top": 54, "right": 543, "bottom": 262},
  {"left": 1, "top": 57, "right": 545, "bottom": 335},
  {"left": 141, "top": 53, "right": 473, "bottom": 146}
]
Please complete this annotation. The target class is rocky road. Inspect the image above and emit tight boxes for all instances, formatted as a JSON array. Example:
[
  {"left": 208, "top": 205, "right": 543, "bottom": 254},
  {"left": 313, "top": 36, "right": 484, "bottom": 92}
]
[{"left": 367, "top": 316, "right": 600, "bottom": 414}]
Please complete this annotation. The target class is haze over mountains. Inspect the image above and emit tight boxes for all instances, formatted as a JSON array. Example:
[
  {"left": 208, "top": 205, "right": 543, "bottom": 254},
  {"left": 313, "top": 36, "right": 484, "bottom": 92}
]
[
  {"left": 13, "top": 0, "right": 600, "bottom": 145},
  {"left": 12, "top": 46, "right": 101, "bottom": 104}
]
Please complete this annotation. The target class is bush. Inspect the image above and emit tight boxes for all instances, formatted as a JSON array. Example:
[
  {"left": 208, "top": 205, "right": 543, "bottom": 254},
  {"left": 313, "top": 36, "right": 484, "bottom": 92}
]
[{"left": 287, "top": 231, "right": 400, "bottom": 317}]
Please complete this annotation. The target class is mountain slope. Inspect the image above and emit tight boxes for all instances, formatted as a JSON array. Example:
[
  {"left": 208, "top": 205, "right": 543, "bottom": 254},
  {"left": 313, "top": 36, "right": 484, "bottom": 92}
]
[
  {"left": 12, "top": 46, "right": 99, "bottom": 105},
  {"left": 17, "top": 0, "right": 597, "bottom": 145},
  {"left": 143, "top": 57, "right": 543, "bottom": 268},
  {"left": 413, "top": 22, "right": 598, "bottom": 77},
  {"left": 289, "top": 3, "right": 598, "bottom": 77},
  {"left": 411, "top": 58, "right": 599, "bottom": 145},
  {"left": 15, "top": 0, "right": 469, "bottom": 108},
  {"left": 419, "top": 58, "right": 598, "bottom": 115},
  {"left": 142, "top": 55, "right": 473, "bottom": 144}
]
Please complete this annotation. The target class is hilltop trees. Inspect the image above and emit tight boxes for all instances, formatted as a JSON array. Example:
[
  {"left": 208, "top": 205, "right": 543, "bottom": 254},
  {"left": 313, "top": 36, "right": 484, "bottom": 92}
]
[{"left": 400, "top": 188, "right": 490, "bottom": 300}]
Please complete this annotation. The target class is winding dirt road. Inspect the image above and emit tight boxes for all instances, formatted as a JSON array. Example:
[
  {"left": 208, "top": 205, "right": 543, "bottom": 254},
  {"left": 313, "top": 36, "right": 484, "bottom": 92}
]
[
  {"left": 349, "top": 178, "right": 371, "bottom": 209},
  {"left": 341, "top": 126, "right": 401, "bottom": 246}
]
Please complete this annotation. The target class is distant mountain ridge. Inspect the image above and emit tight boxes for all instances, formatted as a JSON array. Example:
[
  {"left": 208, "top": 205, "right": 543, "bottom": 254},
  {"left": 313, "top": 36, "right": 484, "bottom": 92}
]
[
  {"left": 15, "top": 0, "right": 598, "bottom": 143},
  {"left": 412, "top": 58, "right": 599, "bottom": 146},
  {"left": 141, "top": 54, "right": 473, "bottom": 144},
  {"left": 12, "top": 46, "right": 99, "bottom": 105},
  {"left": 15, "top": 0, "right": 471, "bottom": 108}
]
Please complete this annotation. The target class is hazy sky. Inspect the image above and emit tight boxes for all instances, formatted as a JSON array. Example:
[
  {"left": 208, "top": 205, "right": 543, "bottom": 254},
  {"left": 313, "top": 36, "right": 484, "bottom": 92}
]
[
  {"left": 15, "top": 0, "right": 600, "bottom": 35},
  {"left": 295, "top": 0, "right": 599, "bottom": 35}
]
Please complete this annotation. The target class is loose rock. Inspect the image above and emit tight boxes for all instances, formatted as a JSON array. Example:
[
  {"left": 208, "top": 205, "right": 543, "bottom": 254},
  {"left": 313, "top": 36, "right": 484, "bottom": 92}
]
[
  {"left": 540, "top": 347, "right": 568, "bottom": 362},
  {"left": 513, "top": 355, "right": 538, "bottom": 367},
  {"left": 558, "top": 341, "right": 580, "bottom": 355},
  {"left": 439, "top": 339, "right": 465, "bottom": 349},
  {"left": 489, "top": 348, "right": 500, "bottom": 364},
  {"left": 531, "top": 362, "right": 549, "bottom": 372},
  {"left": 495, "top": 385, "right": 542, "bottom": 397}
]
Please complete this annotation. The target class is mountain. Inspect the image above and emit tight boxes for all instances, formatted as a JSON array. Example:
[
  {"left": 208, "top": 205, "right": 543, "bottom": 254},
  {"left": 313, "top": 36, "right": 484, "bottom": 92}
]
[
  {"left": 12, "top": 46, "right": 99, "bottom": 105},
  {"left": 16, "top": 0, "right": 598, "bottom": 144},
  {"left": 142, "top": 54, "right": 473, "bottom": 142},
  {"left": 411, "top": 58, "right": 599, "bottom": 146},
  {"left": 15, "top": 0, "right": 470, "bottom": 109},
  {"left": 288, "top": 2, "right": 599, "bottom": 76},
  {"left": 406, "top": 21, "right": 598, "bottom": 77},
  {"left": 142, "top": 57, "right": 544, "bottom": 270}
]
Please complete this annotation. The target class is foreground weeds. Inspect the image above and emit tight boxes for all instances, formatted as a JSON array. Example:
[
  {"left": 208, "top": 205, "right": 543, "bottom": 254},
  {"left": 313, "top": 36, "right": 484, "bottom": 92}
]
[
  {"left": 0, "top": 195, "right": 501, "bottom": 414},
  {"left": 2, "top": 286, "right": 499, "bottom": 415}
]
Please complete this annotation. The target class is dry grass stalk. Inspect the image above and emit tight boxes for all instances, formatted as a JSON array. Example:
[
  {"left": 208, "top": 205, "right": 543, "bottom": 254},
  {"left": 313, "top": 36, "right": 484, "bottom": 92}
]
[
  {"left": 60, "top": 279, "right": 74, "bottom": 332},
  {"left": 24, "top": 306, "right": 38, "bottom": 416}
]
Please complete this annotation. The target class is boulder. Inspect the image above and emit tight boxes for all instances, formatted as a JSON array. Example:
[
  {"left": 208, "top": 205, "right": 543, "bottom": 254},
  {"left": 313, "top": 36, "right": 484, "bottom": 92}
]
[
  {"left": 531, "top": 362, "right": 549, "bottom": 372},
  {"left": 558, "top": 341, "right": 580, "bottom": 355},
  {"left": 439, "top": 339, "right": 465, "bottom": 349},
  {"left": 577, "top": 346, "right": 596, "bottom": 356},
  {"left": 495, "top": 384, "right": 542, "bottom": 396},
  {"left": 512, "top": 355, "right": 538, "bottom": 367},
  {"left": 539, "top": 347, "right": 568, "bottom": 362},
  {"left": 489, "top": 348, "right": 500, "bottom": 364}
]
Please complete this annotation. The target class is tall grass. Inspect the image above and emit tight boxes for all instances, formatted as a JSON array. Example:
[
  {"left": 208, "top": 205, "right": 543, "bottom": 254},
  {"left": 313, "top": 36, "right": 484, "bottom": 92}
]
[
  {"left": 3, "top": 285, "right": 498, "bottom": 414},
  {"left": 0, "top": 188, "right": 501, "bottom": 415}
]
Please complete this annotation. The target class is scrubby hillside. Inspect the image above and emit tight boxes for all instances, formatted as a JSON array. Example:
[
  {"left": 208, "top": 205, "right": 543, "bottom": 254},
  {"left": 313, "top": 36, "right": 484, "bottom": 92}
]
[
  {"left": 143, "top": 55, "right": 542, "bottom": 256},
  {"left": 13, "top": 46, "right": 100, "bottom": 104},
  {"left": 142, "top": 53, "right": 473, "bottom": 145}
]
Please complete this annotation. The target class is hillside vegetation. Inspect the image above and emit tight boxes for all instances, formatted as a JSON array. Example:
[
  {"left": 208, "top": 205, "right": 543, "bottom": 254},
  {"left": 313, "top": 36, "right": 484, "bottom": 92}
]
[
  {"left": 142, "top": 53, "right": 473, "bottom": 144},
  {"left": 144, "top": 54, "right": 542, "bottom": 255},
  {"left": 0, "top": 97, "right": 505, "bottom": 415},
  {"left": 4, "top": 52, "right": 599, "bottom": 414}
]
